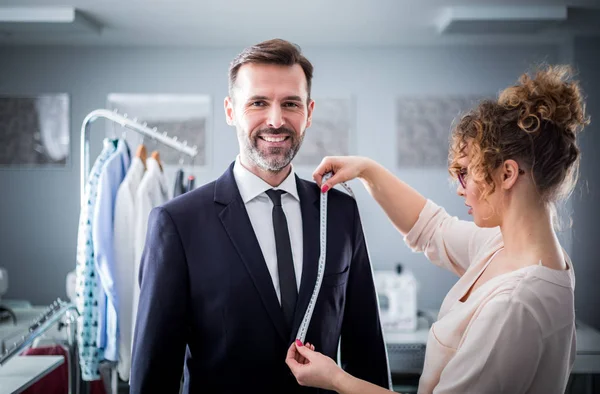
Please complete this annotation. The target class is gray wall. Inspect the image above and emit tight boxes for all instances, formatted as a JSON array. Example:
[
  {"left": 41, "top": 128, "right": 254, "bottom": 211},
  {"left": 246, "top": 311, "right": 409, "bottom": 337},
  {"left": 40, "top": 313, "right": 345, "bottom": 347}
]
[
  {"left": 573, "top": 36, "right": 600, "bottom": 329},
  {"left": 1, "top": 43, "right": 580, "bottom": 315}
]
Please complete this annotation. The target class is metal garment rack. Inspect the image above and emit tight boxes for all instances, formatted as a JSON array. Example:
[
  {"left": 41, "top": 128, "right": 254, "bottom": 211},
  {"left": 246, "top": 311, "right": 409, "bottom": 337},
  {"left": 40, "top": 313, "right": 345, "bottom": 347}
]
[
  {"left": 80, "top": 108, "right": 199, "bottom": 206},
  {"left": 79, "top": 109, "right": 198, "bottom": 393}
]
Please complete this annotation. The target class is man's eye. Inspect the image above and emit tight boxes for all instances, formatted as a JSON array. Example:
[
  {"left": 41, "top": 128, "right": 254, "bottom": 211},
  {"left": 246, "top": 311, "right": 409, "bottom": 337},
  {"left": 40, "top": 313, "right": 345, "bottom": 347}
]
[
  {"left": 251, "top": 101, "right": 266, "bottom": 107},
  {"left": 283, "top": 102, "right": 299, "bottom": 108}
]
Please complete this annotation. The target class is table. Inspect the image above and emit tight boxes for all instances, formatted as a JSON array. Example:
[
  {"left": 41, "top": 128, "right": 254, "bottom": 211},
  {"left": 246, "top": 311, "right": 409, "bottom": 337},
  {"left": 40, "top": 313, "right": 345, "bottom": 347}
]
[
  {"left": 573, "top": 321, "right": 600, "bottom": 374},
  {"left": 385, "top": 318, "right": 600, "bottom": 393},
  {"left": 0, "top": 355, "right": 64, "bottom": 394}
]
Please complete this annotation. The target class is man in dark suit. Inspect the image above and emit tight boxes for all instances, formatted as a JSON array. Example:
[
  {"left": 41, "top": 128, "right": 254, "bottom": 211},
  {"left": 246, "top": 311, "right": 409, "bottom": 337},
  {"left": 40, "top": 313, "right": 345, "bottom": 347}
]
[{"left": 130, "top": 38, "right": 390, "bottom": 393}]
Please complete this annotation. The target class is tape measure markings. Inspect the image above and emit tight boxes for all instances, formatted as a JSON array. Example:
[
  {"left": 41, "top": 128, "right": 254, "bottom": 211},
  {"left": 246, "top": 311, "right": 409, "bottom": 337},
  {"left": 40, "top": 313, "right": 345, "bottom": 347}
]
[{"left": 296, "top": 174, "right": 354, "bottom": 343}]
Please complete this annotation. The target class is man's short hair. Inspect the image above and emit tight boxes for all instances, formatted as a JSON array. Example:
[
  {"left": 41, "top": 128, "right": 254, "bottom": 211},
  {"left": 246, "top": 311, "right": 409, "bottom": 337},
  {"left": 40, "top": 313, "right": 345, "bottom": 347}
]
[{"left": 228, "top": 38, "right": 314, "bottom": 100}]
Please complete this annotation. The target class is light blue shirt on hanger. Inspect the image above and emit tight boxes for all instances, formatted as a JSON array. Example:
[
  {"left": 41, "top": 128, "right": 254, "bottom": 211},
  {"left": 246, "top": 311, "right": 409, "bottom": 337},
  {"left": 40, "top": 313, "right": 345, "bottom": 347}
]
[
  {"left": 76, "top": 138, "right": 117, "bottom": 380},
  {"left": 93, "top": 138, "right": 130, "bottom": 362}
]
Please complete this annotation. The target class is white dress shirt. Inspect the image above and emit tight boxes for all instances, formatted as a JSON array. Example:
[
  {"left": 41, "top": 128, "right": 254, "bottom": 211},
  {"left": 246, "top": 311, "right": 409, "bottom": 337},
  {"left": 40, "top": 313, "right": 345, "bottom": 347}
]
[
  {"left": 113, "top": 156, "right": 145, "bottom": 381},
  {"left": 131, "top": 157, "right": 170, "bottom": 351},
  {"left": 233, "top": 157, "right": 303, "bottom": 303}
]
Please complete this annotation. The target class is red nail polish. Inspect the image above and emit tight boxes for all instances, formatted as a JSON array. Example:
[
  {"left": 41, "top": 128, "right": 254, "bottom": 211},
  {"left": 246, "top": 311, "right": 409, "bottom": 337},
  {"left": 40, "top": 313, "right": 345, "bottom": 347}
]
[
  {"left": 295, "top": 339, "right": 303, "bottom": 347},
  {"left": 321, "top": 185, "right": 329, "bottom": 193}
]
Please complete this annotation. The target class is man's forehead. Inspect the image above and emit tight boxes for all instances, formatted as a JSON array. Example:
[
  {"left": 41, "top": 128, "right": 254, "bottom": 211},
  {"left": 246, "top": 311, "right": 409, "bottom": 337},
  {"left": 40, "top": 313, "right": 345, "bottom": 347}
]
[{"left": 235, "top": 63, "right": 308, "bottom": 98}]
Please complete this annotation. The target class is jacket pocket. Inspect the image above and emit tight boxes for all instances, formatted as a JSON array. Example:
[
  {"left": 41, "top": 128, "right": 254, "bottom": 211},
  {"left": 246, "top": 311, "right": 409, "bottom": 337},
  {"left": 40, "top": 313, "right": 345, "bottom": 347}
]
[{"left": 322, "top": 265, "right": 350, "bottom": 287}]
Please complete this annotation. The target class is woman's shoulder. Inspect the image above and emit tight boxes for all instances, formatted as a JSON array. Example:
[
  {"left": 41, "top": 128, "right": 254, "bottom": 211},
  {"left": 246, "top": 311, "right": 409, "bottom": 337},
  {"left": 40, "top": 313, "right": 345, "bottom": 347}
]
[{"left": 481, "top": 267, "right": 575, "bottom": 333}]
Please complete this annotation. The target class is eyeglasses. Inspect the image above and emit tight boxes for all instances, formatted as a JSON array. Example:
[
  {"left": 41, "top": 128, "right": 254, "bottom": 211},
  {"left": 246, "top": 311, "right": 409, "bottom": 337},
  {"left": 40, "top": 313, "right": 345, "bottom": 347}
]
[
  {"left": 457, "top": 168, "right": 469, "bottom": 189},
  {"left": 457, "top": 168, "right": 525, "bottom": 189}
]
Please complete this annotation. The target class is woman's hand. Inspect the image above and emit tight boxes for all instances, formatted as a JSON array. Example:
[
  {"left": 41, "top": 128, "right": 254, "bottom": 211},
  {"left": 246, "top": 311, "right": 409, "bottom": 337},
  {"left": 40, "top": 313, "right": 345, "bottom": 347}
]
[
  {"left": 313, "top": 156, "right": 374, "bottom": 192},
  {"left": 285, "top": 340, "right": 346, "bottom": 391},
  {"left": 315, "top": 155, "right": 426, "bottom": 236}
]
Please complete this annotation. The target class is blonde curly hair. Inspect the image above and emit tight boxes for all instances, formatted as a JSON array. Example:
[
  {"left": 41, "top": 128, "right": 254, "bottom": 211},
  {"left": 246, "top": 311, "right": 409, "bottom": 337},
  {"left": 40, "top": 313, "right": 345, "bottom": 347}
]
[{"left": 449, "top": 65, "right": 590, "bottom": 204}]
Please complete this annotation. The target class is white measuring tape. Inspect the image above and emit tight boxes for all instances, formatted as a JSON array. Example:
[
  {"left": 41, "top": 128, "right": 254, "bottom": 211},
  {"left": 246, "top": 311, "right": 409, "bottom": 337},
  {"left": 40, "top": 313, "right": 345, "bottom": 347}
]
[{"left": 295, "top": 173, "right": 355, "bottom": 343}]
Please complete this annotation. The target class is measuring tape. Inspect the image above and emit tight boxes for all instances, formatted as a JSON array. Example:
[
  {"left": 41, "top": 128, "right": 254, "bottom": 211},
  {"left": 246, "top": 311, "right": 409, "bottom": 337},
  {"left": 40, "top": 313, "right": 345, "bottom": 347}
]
[{"left": 295, "top": 173, "right": 355, "bottom": 343}]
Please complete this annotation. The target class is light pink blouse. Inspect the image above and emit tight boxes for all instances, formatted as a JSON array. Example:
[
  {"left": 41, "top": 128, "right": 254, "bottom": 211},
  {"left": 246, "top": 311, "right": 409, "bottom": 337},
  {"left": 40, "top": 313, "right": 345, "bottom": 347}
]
[{"left": 404, "top": 200, "right": 576, "bottom": 394}]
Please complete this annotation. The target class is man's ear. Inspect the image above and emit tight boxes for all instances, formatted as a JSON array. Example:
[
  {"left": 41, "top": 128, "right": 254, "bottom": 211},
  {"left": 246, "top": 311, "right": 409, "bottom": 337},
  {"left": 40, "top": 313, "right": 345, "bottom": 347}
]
[
  {"left": 306, "top": 99, "right": 315, "bottom": 128},
  {"left": 224, "top": 96, "right": 235, "bottom": 126},
  {"left": 500, "top": 159, "right": 520, "bottom": 190}
]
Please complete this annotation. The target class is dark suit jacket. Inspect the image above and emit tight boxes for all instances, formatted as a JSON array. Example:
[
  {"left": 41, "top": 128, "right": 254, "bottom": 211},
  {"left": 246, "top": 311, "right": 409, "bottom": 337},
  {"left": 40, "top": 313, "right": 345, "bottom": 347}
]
[{"left": 130, "top": 163, "right": 390, "bottom": 393}]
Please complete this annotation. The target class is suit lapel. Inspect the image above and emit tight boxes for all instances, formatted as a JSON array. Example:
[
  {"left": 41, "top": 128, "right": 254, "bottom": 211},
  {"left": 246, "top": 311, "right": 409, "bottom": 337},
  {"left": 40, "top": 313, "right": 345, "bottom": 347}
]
[
  {"left": 215, "top": 163, "right": 288, "bottom": 342},
  {"left": 290, "top": 177, "right": 320, "bottom": 342}
]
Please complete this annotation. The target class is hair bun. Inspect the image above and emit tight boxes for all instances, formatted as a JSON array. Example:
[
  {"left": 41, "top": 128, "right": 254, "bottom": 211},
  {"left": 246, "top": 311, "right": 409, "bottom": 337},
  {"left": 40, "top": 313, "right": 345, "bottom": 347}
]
[{"left": 498, "top": 65, "right": 589, "bottom": 135}]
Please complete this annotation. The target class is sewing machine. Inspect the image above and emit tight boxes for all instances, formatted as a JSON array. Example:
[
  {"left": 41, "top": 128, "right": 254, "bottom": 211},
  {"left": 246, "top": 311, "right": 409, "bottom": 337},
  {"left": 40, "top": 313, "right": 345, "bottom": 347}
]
[{"left": 374, "top": 264, "right": 418, "bottom": 332}]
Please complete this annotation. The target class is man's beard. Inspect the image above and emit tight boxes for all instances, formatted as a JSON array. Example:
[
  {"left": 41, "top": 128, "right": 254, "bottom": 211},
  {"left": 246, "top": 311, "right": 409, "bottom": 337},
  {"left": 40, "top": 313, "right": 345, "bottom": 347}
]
[{"left": 241, "top": 127, "right": 304, "bottom": 173}]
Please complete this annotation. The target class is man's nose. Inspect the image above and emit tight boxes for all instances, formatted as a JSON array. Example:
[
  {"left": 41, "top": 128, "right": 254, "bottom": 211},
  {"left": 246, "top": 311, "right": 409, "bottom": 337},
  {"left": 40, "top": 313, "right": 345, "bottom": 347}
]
[{"left": 266, "top": 106, "right": 285, "bottom": 129}]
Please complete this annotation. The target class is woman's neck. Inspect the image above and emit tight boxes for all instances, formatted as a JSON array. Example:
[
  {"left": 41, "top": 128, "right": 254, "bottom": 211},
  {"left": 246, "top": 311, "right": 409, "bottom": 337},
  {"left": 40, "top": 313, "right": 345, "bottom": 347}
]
[{"left": 499, "top": 199, "right": 566, "bottom": 270}]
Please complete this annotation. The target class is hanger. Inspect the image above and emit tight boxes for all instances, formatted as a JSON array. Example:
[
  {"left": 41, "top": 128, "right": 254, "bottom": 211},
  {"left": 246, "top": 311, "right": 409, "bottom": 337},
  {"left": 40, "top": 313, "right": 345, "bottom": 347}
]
[
  {"left": 147, "top": 129, "right": 163, "bottom": 172},
  {"left": 134, "top": 131, "right": 148, "bottom": 169},
  {"left": 186, "top": 150, "right": 196, "bottom": 192},
  {"left": 151, "top": 150, "right": 163, "bottom": 172},
  {"left": 186, "top": 174, "right": 196, "bottom": 192},
  {"left": 136, "top": 144, "right": 147, "bottom": 169}
]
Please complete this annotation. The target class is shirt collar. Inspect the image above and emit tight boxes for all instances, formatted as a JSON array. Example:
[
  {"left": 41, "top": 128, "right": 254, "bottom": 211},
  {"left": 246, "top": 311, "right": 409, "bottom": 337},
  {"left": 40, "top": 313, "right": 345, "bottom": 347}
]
[
  {"left": 146, "top": 156, "right": 162, "bottom": 174},
  {"left": 233, "top": 156, "right": 299, "bottom": 203}
]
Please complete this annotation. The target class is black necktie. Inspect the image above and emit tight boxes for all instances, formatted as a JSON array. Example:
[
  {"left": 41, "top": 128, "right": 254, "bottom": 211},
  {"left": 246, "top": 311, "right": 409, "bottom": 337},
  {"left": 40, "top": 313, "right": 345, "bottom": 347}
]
[{"left": 265, "top": 189, "right": 298, "bottom": 332}]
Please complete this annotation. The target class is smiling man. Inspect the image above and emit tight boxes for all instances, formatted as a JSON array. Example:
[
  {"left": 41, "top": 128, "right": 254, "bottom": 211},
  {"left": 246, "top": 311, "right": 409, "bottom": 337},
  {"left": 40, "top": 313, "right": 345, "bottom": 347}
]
[{"left": 130, "top": 39, "right": 390, "bottom": 394}]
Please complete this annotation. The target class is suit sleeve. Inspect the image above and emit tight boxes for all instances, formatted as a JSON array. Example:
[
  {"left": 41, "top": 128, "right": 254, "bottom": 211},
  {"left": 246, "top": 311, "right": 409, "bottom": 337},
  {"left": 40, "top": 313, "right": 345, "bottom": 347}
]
[
  {"left": 130, "top": 207, "right": 189, "bottom": 394},
  {"left": 339, "top": 200, "right": 392, "bottom": 390}
]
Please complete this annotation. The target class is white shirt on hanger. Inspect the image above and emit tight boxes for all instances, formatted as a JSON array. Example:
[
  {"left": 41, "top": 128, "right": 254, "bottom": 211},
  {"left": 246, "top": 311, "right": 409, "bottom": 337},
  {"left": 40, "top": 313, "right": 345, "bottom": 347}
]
[
  {"left": 232, "top": 156, "right": 303, "bottom": 303},
  {"left": 113, "top": 156, "right": 145, "bottom": 381},
  {"left": 131, "top": 156, "right": 170, "bottom": 349}
]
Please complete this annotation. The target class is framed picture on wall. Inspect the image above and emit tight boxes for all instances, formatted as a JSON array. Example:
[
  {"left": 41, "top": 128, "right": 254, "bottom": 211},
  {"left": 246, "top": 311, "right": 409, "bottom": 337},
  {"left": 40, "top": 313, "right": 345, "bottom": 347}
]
[
  {"left": 396, "top": 96, "right": 488, "bottom": 168},
  {"left": 0, "top": 94, "right": 70, "bottom": 167},
  {"left": 107, "top": 94, "right": 211, "bottom": 167},
  {"left": 294, "top": 97, "right": 354, "bottom": 166}
]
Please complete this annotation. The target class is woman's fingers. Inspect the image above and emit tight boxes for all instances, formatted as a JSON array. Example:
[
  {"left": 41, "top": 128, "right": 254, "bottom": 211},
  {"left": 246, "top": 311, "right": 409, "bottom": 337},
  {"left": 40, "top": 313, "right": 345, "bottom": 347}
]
[
  {"left": 319, "top": 171, "right": 349, "bottom": 192},
  {"left": 286, "top": 342, "right": 296, "bottom": 359},
  {"left": 294, "top": 342, "right": 315, "bottom": 360},
  {"left": 285, "top": 342, "right": 310, "bottom": 383},
  {"left": 286, "top": 342, "right": 301, "bottom": 364},
  {"left": 313, "top": 156, "right": 365, "bottom": 192},
  {"left": 297, "top": 342, "right": 307, "bottom": 364},
  {"left": 288, "top": 340, "right": 316, "bottom": 365},
  {"left": 288, "top": 340, "right": 310, "bottom": 364},
  {"left": 301, "top": 342, "right": 315, "bottom": 364},
  {"left": 312, "top": 157, "right": 338, "bottom": 187},
  {"left": 285, "top": 343, "right": 302, "bottom": 369},
  {"left": 285, "top": 354, "right": 302, "bottom": 374}
]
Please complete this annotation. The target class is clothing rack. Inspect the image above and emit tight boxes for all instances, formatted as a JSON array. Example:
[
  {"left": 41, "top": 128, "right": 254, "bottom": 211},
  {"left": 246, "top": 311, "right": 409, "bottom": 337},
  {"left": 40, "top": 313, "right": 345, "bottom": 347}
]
[
  {"left": 80, "top": 108, "right": 199, "bottom": 207},
  {"left": 78, "top": 109, "right": 199, "bottom": 393}
]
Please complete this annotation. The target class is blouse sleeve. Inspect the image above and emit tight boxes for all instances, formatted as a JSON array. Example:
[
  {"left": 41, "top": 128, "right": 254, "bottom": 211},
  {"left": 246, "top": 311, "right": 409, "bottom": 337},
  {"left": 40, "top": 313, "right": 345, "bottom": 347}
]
[{"left": 404, "top": 199, "right": 501, "bottom": 277}]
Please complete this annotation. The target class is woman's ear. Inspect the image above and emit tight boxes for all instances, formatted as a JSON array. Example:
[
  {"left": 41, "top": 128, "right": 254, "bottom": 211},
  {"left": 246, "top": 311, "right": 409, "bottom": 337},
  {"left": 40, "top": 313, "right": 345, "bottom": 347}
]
[{"left": 500, "top": 159, "right": 520, "bottom": 190}]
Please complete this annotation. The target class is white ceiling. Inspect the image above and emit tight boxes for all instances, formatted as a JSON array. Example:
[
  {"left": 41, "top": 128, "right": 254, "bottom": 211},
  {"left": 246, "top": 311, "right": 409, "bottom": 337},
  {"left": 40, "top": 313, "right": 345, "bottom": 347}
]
[{"left": 0, "top": 0, "right": 599, "bottom": 47}]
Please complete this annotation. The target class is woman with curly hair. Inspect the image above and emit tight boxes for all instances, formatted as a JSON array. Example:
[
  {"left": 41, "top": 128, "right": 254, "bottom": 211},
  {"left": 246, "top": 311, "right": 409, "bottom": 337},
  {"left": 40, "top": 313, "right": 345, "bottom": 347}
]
[{"left": 285, "top": 65, "right": 590, "bottom": 394}]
